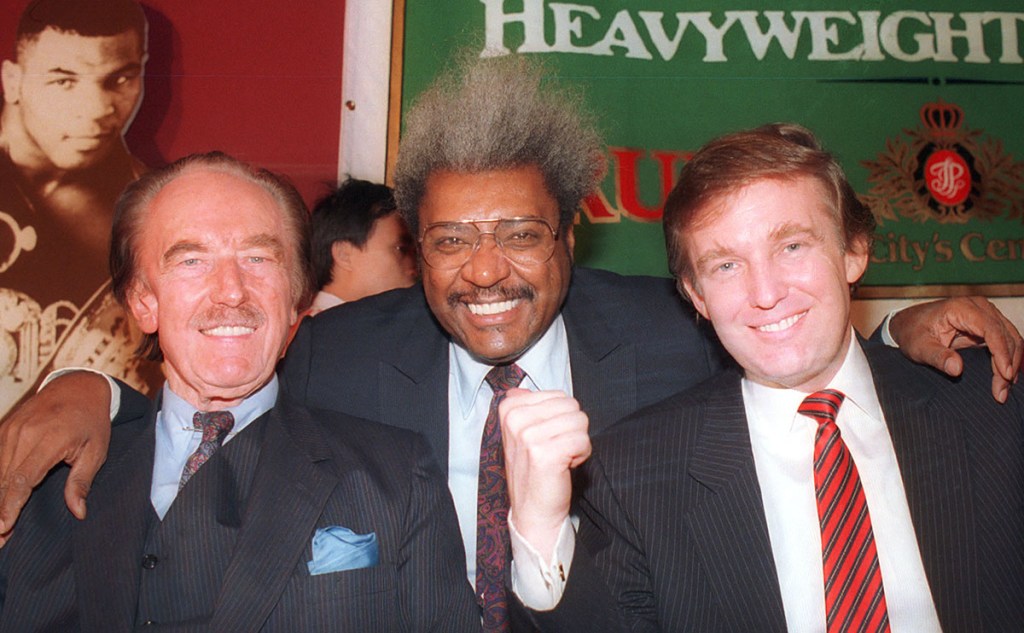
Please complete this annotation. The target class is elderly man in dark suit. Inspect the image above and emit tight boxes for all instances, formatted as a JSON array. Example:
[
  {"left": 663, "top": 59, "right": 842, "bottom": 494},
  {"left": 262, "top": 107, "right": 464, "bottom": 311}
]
[
  {"left": 504, "top": 124, "right": 1023, "bottom": 632},
  {"left": 0, "top": 152, "right": 477, "bottom": 632},
  {"left": 0, "top": 56, "right": 1021, "bottom": 633}
]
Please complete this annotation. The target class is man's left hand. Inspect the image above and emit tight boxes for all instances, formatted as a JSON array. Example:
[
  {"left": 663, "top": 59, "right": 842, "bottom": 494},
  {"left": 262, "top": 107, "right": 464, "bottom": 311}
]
[
  {"left": 889, "top": 296, "right": 1023, "bottom": 403},
  {"left": 500, "top": 389, "right": 590, "bottom": 561}
]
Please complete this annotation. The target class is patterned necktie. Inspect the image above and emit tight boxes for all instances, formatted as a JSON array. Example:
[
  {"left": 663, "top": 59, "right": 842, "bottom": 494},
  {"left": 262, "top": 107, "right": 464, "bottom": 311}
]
[
  {"left": 179, "top": 410, "right": 235, "bottom": 490},
  {"left": 476, "top": 363, "right": 526, "bottom": 633},
  {"left": 799, "top": 390, "right": 890, "bottom": 633}
]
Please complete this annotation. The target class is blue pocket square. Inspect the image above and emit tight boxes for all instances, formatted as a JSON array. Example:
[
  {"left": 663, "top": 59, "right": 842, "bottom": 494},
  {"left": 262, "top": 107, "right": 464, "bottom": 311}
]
[{"left": 307, "top": 526, "right": 379, "bottom": 576}]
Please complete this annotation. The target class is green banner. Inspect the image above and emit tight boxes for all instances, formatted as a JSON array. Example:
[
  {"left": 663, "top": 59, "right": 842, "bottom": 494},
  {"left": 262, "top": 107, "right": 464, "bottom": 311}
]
[{"left": 401, "top": 1, "right": 1024, "bottom": 295}]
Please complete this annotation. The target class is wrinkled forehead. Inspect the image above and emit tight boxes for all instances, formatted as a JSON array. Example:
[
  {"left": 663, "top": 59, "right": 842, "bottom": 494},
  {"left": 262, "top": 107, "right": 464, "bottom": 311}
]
[
  {"left": 157, "top": 169, "right": 288, "bottom": 228},
  {"left": 418, "top": 167, "right": 561, "bottom": 228}
]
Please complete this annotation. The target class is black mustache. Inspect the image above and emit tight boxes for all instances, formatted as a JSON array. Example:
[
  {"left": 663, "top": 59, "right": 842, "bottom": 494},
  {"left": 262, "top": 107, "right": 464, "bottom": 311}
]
[{"left": 446, "top": 286, "right": 535, "bottom": 309}]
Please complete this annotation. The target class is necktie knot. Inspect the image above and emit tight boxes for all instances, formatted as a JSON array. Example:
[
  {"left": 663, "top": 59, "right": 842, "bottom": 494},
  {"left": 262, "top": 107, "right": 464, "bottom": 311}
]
[
  {"left": 798, "top": 389, "right": 845, "bottom": 426},
  {"left": 485, "top": 363, "right": 526, "bottom": 395},
  {"left": 179, "top": 410, "right": 235, "bottom": 490},
  {"left": 193, "top": 410, "right": 235, "bottom": 442}
]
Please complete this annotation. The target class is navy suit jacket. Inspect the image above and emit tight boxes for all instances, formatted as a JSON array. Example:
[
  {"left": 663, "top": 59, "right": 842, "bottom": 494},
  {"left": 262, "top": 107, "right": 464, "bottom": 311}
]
[
  {"left": 279, "top": 267, "right": 727, "bottom": 469},
  {"left": 0, "top": 395, "right": 478, "bottom": 632},
  {"left": 530, "top": 344, "right": 1024, "bottom": 632}
]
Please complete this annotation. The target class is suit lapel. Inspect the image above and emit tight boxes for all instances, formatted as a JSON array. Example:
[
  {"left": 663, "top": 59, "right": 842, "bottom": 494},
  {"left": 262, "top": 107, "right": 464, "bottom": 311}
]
[
  {"left": 562, "top": 275, "right": 638, "bottom": 432},
  {"left": 379, "top": 303, "right": 452, "bottom": 467},
  {"left": 72, "top": 405, "right": 157, "bottom": 632},
  {"left": 866, "top": 345, "right": 982, "bottom": 632},
  {"left": 686, "top": 378, "right": 787, "bottom": 631},
  {"left": 210, "top": 401, "right": 340, "bottom": 633}
]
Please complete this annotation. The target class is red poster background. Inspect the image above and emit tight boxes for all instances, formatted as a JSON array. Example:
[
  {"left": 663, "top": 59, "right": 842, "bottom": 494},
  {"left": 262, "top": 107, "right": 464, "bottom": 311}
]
[{"left": 1, "top": 0, "right": 348, "bottom": 205}]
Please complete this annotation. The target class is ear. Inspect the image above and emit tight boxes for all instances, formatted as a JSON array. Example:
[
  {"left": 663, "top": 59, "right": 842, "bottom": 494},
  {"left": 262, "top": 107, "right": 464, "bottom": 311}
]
[
  {"left": 331, "top": 240, "right": 356, "bottom": 271},
  {"left": 127, "top": 281, "right": 159, "bottom": 334},
  {"left": 1, "top": 60, "right": 22, "bottom": 105},
  {"left": 563, "top": 223, "right": 575, "bottom": 263},
  {"left": 681, "top": 277, "right": 710, "bottom": 320},
  {"left": 844, "top": 234, "right": 870, "bottom": 285}
]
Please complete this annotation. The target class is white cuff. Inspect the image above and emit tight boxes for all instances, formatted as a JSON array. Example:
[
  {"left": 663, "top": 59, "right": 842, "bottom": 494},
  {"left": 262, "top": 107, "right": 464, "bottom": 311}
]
[
  {"left": 40, "top": 368, "right": 121, "bottom": 420},
  {"left": 879, "top": 309, "right": 900, "bottom": 348},
  {"left": 509, "top": 514, "right": 575, "bottom": 611}
]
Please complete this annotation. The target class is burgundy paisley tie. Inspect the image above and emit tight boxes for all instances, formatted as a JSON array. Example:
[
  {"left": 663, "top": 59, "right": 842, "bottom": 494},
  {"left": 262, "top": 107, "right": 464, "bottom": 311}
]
[
  {"left": 476, "top": 363, "right": 526, "bottom": 632},
  {"left": 178, "top": 410, "right": 234, "bottom": 490}
]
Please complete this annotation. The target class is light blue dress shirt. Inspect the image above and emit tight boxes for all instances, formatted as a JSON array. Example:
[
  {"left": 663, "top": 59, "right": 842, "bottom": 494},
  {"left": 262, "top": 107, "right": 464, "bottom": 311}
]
[
  {"left": 447, "top": 316, "right": 572, "bottom": 585},
  {"left": 150, "top": 376, "right": 279, "bottom": 519}
]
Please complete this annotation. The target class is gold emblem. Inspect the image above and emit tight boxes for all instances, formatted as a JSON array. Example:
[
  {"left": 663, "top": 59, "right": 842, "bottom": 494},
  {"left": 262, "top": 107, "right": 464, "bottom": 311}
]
[{"left": 861, "top": 100, "right": 1024, "bottom": 225}]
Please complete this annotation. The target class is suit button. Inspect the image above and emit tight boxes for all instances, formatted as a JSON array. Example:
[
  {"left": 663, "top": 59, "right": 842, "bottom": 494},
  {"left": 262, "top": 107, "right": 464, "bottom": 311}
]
[
  {"left": 142, "top": 620, "right": 156, "bottom": 626},
  {"left": 141, "top": 554, "right": 159, "bottom": 570}
]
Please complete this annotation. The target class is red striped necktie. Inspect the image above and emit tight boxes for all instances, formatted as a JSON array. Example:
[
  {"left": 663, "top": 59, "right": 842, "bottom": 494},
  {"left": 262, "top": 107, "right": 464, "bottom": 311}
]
[{"left": 799, "top": 389, "right": 890, "bottom": 633}]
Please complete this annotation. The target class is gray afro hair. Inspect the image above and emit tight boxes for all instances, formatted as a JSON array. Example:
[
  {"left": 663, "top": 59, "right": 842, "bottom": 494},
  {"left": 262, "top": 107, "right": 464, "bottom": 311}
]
[{"left": 393, "top": 53, "right": 604, "bottom": 235}]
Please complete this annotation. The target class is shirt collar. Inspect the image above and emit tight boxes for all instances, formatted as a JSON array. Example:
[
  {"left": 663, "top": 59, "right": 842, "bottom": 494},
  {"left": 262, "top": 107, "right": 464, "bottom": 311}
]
[
  {"left": 743, "top": 331, "right": 882, "bottom": 434},
  {"left": 160, "top": 374, "right": 279, "bottom": 433},
  {"left": 450, "top": 314, "right": 569, "bottom": 418},
  {"left": 310, "top": 290, "right": 344, "bottom": 315}
]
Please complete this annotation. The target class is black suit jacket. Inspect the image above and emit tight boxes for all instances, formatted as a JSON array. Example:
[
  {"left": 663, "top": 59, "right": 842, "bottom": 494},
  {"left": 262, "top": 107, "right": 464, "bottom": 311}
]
[
  {"left": 279, "top": 267, "right": 726, "bottom": 468},
  {"left": 531, "top": 343, "right": 1024, "bottom": 632},
  {"left": 0, "top": 395, "right": 478, "bottom": 632}
]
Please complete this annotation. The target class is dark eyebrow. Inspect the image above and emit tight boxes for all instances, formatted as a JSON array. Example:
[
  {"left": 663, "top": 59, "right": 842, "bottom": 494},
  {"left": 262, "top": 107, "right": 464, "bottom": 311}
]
[
  {"left": 242, "top": 233, "right": 286, "bottom": 258},
  {"left": 160, "top": 234, "right": 286, "bottom": 266},
  {"left": 694, "top": 246, "right": 737, "bottom": 273},
  {"left": 162, "top": 241, "right": 206, "bottom": 265},
  {"left": 106, "top": 62, "right": 143, "bottom": 77},
  {"left": 45, "top": 62, "right": 142, "bottom": 78}
]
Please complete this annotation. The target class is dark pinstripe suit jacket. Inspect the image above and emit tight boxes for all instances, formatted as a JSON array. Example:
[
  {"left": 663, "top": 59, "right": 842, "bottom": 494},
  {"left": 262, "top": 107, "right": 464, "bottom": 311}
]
[
  {"left": 0, "top": 393, "right": 479, "bottom": 632},
  {"left": 528, "top": 343, "right": 1024, "bottom": 632}
]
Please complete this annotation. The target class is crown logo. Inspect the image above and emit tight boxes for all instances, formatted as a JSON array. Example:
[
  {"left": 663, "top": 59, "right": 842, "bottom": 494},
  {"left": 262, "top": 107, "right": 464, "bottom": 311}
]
[{"left": 919, "top": 100, "right": 963, "bottom": 140}]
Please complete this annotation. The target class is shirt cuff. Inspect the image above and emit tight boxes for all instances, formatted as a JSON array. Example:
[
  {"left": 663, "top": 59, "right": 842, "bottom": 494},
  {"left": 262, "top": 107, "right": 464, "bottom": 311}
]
[
  {"left": 879, "top": 309, "right": 900, "bottom": 348},
  {"left": 509, "top": 513, "right": 575, "bottom": 611},
  {"left": 40, "top": 368, "right": 121, "bottom": 420}
]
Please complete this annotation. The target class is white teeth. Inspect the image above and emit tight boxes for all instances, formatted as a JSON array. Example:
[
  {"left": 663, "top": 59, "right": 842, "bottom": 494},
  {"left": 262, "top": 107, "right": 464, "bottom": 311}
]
[
  {"left": 467, "top": 299, "right": 520, "bottom": 316},
  {"left": 757, "top": 312, "right": 805, "bottom": 333},
  {"left": 203, "top": 326, "right": 255, "bottom": 336}
]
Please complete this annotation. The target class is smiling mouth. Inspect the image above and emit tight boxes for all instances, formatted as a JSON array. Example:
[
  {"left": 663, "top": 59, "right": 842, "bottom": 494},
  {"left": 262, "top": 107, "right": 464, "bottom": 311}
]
[
  {"left": 467, "top": 299, "right": 521, "bottom": 316},
  {"left": 201, "top": 325, "right": 256, "bottom": 336},
  {"left": 756, "top": 311, "right": 806, "bottom": 333}
]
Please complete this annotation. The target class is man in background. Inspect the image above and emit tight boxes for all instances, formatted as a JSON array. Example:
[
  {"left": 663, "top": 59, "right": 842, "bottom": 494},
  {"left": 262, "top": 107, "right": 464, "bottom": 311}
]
[
  {"left": 0, "top": 0, "right": 157, "bottom": 417},
  {"left": 308, "top": 177, "right": 416, "bottom": 315}
]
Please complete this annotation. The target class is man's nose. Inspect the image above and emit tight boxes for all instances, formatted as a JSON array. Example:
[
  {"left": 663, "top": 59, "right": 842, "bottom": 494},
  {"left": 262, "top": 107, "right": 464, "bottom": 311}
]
[
  {"left": 459, "top": 234, "right": 511, "bottom": 288},
  {"left": 78, "top": 82, "right": 118, "bottom": 122},
  {"left": 747, "top": 261, "right": 787, "bottom": 309},
  {"left": 211, "top": 260, "right": 248, "bottom": 305}
]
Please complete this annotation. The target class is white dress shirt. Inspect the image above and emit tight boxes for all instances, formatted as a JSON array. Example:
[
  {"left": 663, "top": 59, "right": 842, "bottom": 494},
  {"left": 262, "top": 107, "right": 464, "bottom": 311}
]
[
  {"left": 514, "top": 335, "right": 943, "bottom": 630},
  {"left": 150, "top": 377, "right": 278, "bottom": 519},
  {"left": 448, "top": 315, "right": 572, "bottom": 586},
  {"left": 745, "top": 335, "right": 941, "bottom": 632},
  {"left": 308, "top": 290, "right": 344, "bottom": 316}
]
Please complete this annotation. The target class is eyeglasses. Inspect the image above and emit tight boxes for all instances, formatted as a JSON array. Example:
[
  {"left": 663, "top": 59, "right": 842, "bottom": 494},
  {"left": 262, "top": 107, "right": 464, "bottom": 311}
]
[{"left": 419, "top": 218, "right": 559, "bottom": 270}]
